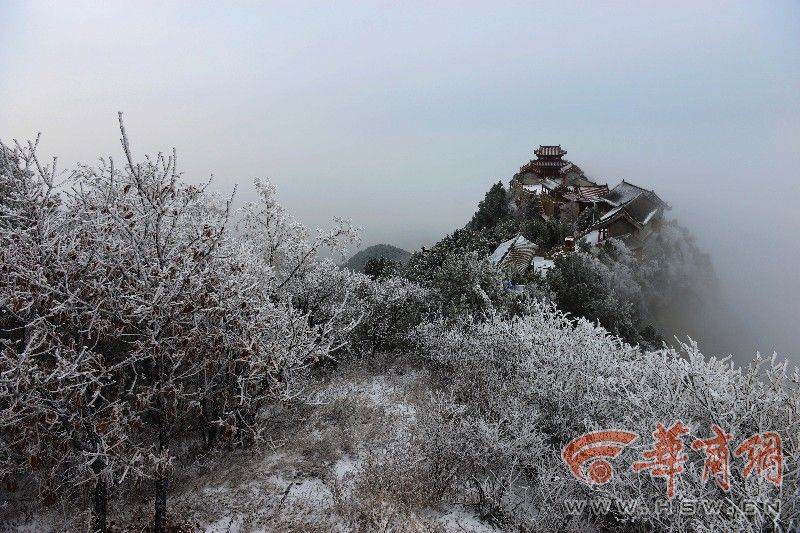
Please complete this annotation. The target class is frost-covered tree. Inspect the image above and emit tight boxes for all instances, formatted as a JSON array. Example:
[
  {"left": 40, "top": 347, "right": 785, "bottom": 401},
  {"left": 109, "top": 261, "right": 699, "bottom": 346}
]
[
  {"left": 432, "top": 252, "right": 512, "bottom": 319},
  {"left": 59, "top": 118, "right": 248, "bottom": 532},
  {"left": 0, "top": 135, "right": 141, "bottom": 533},
  {"left": 0, "top": 118, "right": 365, "bottom": 532},
  {"left": 349, "top": 275, "right": 431, "bottom": 362},
  {"left": 547, "top": 251, "right": 642, "bottom": 343},
  {"left": 520, "top": 216, "right": 573, "bottom": 250}
]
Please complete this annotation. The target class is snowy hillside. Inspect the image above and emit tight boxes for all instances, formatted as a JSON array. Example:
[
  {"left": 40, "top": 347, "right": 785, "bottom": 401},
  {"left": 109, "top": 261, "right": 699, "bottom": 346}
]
[{"left": 1, "top": 124, "right": 797, "bottom": 533}]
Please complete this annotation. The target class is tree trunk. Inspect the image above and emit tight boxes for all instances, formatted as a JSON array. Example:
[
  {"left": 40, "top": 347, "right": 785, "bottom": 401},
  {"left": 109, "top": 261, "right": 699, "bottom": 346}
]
[
  {"left": 201, "top": 399, "right": 219, "bottom": 448},
  {"left": 153, "top": 415, "right": 169, "bottom": 533},
  {"left": 153, "top": 472, "right": 168, "bottom": 533},
  {"left": 206, "top": 423, "right": 218, "bottom": 449},
  {"left": 91, "top": 462, "right": 107, "bottom": 533}
]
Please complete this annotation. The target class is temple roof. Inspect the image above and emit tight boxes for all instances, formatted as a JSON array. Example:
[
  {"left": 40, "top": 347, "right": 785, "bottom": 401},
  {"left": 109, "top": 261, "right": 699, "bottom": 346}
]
[
  {"left": 596, "top": 189, "right": 665, "bottom": 229},
  {"left": 601, "top": 180, "right": 664, "bottom": 208},
  {"left": 531, "top": 159, "right": 568, "bottom": 167},
  {"left": 489, "top": 235, "right": 538, "bottom": 274},
  {"left": 562, "top": 185, "right": 610, "bottom": 203},
  {"left": 534, "top": 145, "right": 567, "bottom": 157},
  {"left": 619, "top": 194, "right": 663, "bottom": 226}
]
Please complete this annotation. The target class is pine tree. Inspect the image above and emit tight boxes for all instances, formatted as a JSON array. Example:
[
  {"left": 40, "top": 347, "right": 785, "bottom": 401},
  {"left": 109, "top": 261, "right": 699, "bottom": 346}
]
[{"left": 467, "top": 181, "right": 510, "bottom": 231}]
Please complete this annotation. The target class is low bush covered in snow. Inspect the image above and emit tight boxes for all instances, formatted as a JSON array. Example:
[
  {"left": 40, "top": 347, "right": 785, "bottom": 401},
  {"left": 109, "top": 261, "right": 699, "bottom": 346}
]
[{"left": 411, "top": 304, "right": 799, "bottom": 531}]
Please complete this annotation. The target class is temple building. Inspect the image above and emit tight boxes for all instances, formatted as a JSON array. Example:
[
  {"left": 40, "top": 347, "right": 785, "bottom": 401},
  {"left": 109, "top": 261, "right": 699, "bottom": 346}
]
[
  {"left": 489, "top": 235, "right": 539, "bottom": 276},
  {"left": 561, "top": 185, "right": 610, "bottom": 213},
  {"left": 586, "top": 181, "right": 668, "bottom": 249},
  {"left": 521, "top": 145, "right": 569, "bottom": 177},
  {"left": 509, "top": 145, "right": 669, "bottom": 250},
  {"left": 510, "top": 145, "right": 601, "bottom": 217}
]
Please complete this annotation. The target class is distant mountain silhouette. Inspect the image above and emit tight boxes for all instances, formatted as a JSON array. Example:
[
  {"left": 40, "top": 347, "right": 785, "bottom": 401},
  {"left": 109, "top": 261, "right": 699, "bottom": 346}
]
[{"left": 343, "top": 244, "right": 411, "bottom": 272}]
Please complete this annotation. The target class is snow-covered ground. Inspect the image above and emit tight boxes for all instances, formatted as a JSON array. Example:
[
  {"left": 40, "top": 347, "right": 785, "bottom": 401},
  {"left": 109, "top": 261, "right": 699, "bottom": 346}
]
[
  {"left": 531, "top": 256, "right": 555, "bottom": 274},
  {"left": 184, "top": 370, "right": 496, "bottom": 532},
  {"left": 3, "top": 364, "right": 501, "bottom": 532},
  {"left": 580, "top": 229, "right": 600, "bottom": 244},
  {"left": 521, "top": 184, "right": 544, "bottom": 195},
  {"left": 6, "top": 366, "right": 501, "bottom": 532}
]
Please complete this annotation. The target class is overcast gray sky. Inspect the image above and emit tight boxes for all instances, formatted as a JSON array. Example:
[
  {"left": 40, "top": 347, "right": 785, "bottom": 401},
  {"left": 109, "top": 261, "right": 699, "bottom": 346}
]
[{"left": 1, "top": 1, "right": 799, "bottom": 361}]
